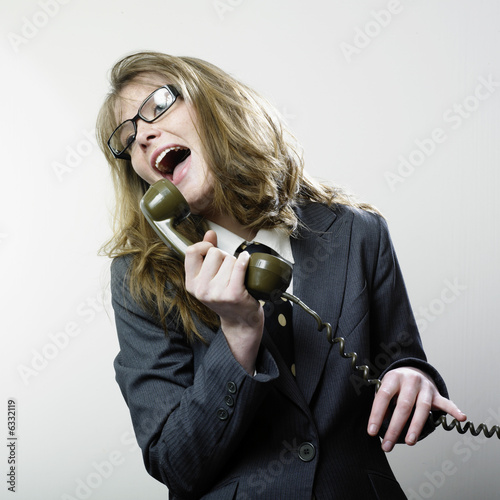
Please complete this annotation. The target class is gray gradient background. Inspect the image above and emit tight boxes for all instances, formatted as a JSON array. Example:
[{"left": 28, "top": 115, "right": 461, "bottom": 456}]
[{"left": 1, "top": 1, "right": 499, "bottom": 499}]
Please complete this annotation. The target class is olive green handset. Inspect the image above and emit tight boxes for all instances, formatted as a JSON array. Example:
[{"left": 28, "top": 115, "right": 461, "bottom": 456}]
[
  {"left": 140, "top": 179, "right": 500, "bottom": 441},
  {"left": 140, "top": 179, "right": 293, "bottom": 301}
]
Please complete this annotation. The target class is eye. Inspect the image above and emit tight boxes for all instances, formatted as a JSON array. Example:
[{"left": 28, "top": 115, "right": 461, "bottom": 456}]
[
  {"left": 151, "top": 91, "right": 174, "bottom": 117},
  {"left": 120, "top": 129, "right": 134, "bottom": 146},
  {"left": 117, "top": 122, "right": 136, "bottom": 149},
  {"left": 153, "top": 103, "right": 167, "bottom": 115},
  {"left": 125, "top": 134, "right": 135, "bottom": 146}
]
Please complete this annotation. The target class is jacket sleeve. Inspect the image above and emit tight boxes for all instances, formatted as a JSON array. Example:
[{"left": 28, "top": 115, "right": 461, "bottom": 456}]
[
  {"left": 367, "top": 213, "right": 448, "bottom": 440},
  {"left": 110, "top": 256, "right": 279, "bottom": 498}
]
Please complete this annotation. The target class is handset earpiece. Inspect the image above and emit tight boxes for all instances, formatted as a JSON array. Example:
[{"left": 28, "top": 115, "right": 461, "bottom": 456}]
[
  {"left": 236, "top": 243, "right": 292, "bottom": 301},
  {"left": 140, "top": 179, "right": 193, "bottom": 260},
  {"left": 140, "top": 179, "right": 293, "bottom": 300}
]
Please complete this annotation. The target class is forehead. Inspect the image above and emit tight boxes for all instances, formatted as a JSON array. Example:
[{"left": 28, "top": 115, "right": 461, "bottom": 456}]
[{"left": 114, "top": 74, "right": 168, "bottom": 122}]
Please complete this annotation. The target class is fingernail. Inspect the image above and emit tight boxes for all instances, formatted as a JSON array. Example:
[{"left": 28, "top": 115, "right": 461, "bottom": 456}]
[
  {"left": 369, "top": 424, "right": 377, "bottom": 435},
  {"left": 408, "top": 433, "right": 417, "bottom": 445},
  {"left": 238, "top": 251, "right": 250, "bottom": 263},
  {"left": 382, "top": 440, "right": 393, "bottom": 452}
]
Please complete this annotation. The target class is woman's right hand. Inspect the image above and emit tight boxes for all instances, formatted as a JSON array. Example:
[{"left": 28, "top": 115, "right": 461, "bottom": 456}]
[{"left": 184, "top": 230, "right": 264, "bottom": 374}]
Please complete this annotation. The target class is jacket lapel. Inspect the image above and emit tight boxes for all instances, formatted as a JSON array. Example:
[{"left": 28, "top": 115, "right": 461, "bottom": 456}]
[{"left": 291, "top": 203, "right": 354, "bottom": 405}]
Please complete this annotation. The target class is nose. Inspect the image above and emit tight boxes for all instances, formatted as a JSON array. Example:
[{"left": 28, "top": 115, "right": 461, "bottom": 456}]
[{"left": 135, "top": 121, "right": 161, "bottom": 151}]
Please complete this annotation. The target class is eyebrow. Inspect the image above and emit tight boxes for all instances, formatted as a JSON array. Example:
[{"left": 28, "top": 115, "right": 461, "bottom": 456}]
[{"left": 114, "top": 95, "right": 142, "bottom": 124}]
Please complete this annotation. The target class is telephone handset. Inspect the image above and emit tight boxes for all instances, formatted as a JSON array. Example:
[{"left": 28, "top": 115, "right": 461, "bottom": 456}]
[
  {"left": 140, "top": 179, "right": 500, "bottom": 440},
  {"left": 140, "top": 179, "right": 293, "bottom": 301}
]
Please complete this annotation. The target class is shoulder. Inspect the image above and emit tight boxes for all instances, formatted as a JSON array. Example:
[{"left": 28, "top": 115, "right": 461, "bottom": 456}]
[
  {"left": 341, "top": 206, "right": 395, "bottom": 267},
  {"left": 111, "top": 254, "right": 133, "bottom": 275},
  {"left": 331, "top": 205, "right": 392, "bottom": 270},
  {"left": 303, "top": 203, "right": 395, "bottom": 268},
  {"left": 110, "top": 255, "right": 134, "bottom": 292},
  {"left": 109, "top": 255, "right": 145, "bottom": 315},
  {"left": 296, "top": 201, "right": 387, "bottom": 241},
  {"left": 334, "top": 202, "right": 384, "bottom": 228},
  {"left": 347, "top": 205, "right": 389, "bottom": 244}
]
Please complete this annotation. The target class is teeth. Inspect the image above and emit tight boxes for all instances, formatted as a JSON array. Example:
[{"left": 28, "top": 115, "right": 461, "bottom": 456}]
[{"left": 155, "top": 146, "right": 188, "bottom": 170}]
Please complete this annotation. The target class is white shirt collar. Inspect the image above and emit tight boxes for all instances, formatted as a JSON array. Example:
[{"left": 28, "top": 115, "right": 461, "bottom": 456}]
[
  {"left": 206, "top": 221, "right": 294, "bottom": 265},
  {"left": 206, "top": 221, "right": 295, "bottom": 295}
]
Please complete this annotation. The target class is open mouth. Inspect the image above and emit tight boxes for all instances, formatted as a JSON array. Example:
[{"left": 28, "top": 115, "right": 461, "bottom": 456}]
[{"left": 154, "top": 146, "right": 191, "bottom": 177}]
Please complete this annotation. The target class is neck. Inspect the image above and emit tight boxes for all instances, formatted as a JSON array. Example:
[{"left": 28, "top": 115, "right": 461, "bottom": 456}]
[{"left": 207, "top": 213, "right": 257, "bottom": 241}]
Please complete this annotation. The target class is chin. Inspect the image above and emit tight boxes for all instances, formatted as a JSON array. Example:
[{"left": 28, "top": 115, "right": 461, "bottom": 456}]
[{"left": 189, "top": 199, "right": 213, "bottom": 217}]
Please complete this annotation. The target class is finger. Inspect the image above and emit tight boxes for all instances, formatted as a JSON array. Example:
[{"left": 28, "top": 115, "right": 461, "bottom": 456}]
[
  {"left": 431, "top": 394, "right": 467, "bottom": 422},
  {"left": 185, "top": 230, "right": 219, "bottom": 283},
  {"left": 208, "top": 250, "right": 238, "bottom": 294},
  {"left": 404, "top": 387, "right": 434, "bottom": 446},
  {"left": 367, "top": 379, "right": 399, "bottom": 436},
  {"left": 226, "top": 251, "right": 251, "bottom": 296},
  {"left": 380, "top": 385, "right": 418, "bottom": 452},
  {"left": 405, "top": 392, "right": 467, "bottom": 446},
  {"left": 203, "top": 230, "right": 218, "bottom": 246},
  {"left": 195, "top": 247, "right": 230, "bottom": 287},
  {"left": 185, "top": 240, "right": 216, "bottom": 279}
]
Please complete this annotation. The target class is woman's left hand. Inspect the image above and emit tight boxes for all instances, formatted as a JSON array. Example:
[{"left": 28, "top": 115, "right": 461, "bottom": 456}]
[{"left": 367, "top": 367, "right": 467, "bottom": 452}]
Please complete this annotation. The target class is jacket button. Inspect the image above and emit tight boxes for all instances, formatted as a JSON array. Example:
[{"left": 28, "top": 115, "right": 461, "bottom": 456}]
[
  {"left": 227, "top": 381, "right": 237, "bottom": 394},
  {"left": 216, "top": 408, "right": 229, "bottom": 421},
  {"left": 224, "top": 395, "right": 234, "bottom": 407},
  {"left": 298, "top": 442, "right": 316, "bottom": 462}
]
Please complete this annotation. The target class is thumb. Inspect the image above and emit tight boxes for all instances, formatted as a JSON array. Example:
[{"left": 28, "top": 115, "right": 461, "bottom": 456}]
[{"left": 203, "top": 230, "right": 218, "bottom": 247}]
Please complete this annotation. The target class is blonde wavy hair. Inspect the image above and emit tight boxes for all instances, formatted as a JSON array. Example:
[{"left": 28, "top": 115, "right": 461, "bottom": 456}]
[{"left": 97, "top": 51, "right": 377, "bottom": 343}]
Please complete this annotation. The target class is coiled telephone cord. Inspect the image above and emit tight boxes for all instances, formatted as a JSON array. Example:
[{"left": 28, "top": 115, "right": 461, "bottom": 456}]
[{"left": 281, "top": 291, "right": 500, "bottom": 440}]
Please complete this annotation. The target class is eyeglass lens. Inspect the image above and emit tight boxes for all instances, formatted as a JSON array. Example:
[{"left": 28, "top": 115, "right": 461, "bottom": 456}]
[{"left": 110, "top": 87, "right": 177, "bottom": 155}]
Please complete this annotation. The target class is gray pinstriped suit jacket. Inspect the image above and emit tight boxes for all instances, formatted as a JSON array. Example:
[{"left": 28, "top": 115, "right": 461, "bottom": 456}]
[{"left": 111, "top": 202, "right": 448, "bottom": 499}]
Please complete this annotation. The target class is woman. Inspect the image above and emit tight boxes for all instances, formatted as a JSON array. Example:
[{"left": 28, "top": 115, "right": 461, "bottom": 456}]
[{"left": 97, "top": 51, "right": 465, "bottom": 499}]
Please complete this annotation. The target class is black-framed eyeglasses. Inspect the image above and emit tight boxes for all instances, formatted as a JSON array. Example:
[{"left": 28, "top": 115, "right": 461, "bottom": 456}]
[{"left": 107, "top": 84, "right": 180, "bottom": 160}]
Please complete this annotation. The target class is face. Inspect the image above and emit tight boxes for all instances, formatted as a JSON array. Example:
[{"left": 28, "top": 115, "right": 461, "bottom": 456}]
[{"left": 115, "top": 77, "right": 214, "bottom": 215}]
